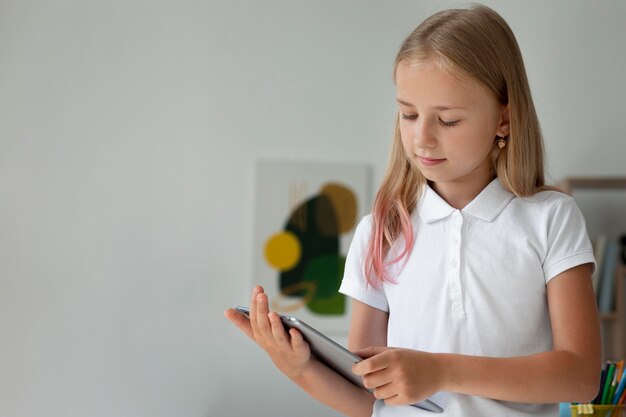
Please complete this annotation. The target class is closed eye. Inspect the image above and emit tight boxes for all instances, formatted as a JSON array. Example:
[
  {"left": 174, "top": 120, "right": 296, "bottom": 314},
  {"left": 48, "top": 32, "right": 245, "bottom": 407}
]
[
  {"left": 401, "top": 114, "right": 460, "bottom": 127},
  {"left": 439, "top": 119, "right": 460, "bottom": 127}
]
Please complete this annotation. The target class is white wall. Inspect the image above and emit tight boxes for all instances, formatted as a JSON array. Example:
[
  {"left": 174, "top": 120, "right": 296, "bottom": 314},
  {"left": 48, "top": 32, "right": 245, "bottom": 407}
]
[{"left": 1, "top": 1, "right": 625, "bottom": 416}]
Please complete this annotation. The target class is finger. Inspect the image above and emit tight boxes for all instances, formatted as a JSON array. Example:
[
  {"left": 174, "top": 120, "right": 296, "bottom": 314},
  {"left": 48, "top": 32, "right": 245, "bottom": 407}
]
[
  {"left": 268, "top": 312, "right": 290, "bottom": 349},
  {"left": 224, "top": 308, "right": 255, "bottom": 341},
  {"left": 254, "top": 291, "right": 272, "bottom": 339},
  {"left": 353, "top": 350, "right": 390, "bottom": 376},
  {"left": 354, "top": 346, "right": 387, "bottom": 358},
  {"left": 249, "top": 285, "right": 263, "bottom": 315},
  {"left": 383, "top": 394, "right": 401, "bottom": 406},
  {"left": 372, "top": 382, "right": 396, "bottom": 402},
  {"left": 289, "top": 327, "right": 309, "bottom": 353},
  {"left": 361, "top": 367, "right": 394, "bottom": 391},
  {"left": 249, "top": 286, "right": 263, "bottom": 334}
]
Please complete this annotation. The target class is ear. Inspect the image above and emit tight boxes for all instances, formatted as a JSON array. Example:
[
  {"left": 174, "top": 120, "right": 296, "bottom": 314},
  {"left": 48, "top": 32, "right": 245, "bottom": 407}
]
[{"left": 496, "top": 104, "right": 510, "bottom": 137}]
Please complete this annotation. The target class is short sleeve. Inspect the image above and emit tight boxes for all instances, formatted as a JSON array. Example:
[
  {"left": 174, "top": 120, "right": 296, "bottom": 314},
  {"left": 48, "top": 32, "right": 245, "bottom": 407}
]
[
  {"left": 543, "top": 195, "right": 596, "bottom": 283},
  {"left": 339, "top": 215, "right": 389, "bottom": 312}
]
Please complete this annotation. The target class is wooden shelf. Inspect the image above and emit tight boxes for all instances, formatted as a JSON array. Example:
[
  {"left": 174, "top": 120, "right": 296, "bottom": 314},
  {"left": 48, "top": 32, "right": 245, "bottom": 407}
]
[
  {"left": 560, "top": 177, "right": 626, "bottom": 192},
  {"left": 600, "top": 313, "right": 620, "bottom": 321}
]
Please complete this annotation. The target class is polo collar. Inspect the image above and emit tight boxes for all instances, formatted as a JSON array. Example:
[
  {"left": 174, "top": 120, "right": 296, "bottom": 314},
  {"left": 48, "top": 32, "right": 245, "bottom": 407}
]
[{"left": 418, "top": 178, "right": 514, "bottom": 223}]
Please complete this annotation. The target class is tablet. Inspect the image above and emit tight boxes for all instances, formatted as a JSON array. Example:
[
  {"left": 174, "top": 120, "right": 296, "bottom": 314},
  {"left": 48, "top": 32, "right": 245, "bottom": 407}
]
[{"left": 234, "top": 306, "right": 444, "bottom": 413}]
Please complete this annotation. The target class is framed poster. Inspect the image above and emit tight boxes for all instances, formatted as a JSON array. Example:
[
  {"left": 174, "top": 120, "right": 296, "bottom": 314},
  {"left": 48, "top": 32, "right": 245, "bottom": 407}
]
[{"left": 253, "top": 160, "right": 371, "bottom": 334}]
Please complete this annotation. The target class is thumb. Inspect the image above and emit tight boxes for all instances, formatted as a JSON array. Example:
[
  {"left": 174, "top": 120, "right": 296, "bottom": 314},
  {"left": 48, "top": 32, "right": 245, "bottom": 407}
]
[
  {"left": 224, "top": 308, "right": 256, "bottom": 341},
  {"left": 353, "top": 346, "right": 388, "bottom": 359}
]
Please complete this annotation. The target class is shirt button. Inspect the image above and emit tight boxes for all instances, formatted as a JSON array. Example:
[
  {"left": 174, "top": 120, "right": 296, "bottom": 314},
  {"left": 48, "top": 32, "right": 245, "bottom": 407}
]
[
  {"left": 451, "top": 284, "right": 458, "bottom": 294},
  {"left": 451, "top": 260, "right": 458, "bottom": 268},
  {"left": 453, "top": 237, "right": 460, "bottom": 244}
]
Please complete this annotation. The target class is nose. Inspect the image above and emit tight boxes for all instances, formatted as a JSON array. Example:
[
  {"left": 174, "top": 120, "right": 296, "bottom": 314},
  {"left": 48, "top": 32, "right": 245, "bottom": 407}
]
[{"left": 413, "top": 119, "right": 437, "bottom": 149}]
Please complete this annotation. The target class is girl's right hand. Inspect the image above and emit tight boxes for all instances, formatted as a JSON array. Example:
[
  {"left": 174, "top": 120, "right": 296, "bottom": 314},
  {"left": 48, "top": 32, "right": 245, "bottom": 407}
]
[{"left": 225, "top": 286, "right": 312, "bottom": 380}]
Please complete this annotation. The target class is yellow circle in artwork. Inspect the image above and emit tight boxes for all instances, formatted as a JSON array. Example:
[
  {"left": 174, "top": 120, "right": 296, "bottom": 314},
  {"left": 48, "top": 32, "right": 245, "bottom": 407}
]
[{"left": 264, "top": 231, "right": 302, "bottom": 271}]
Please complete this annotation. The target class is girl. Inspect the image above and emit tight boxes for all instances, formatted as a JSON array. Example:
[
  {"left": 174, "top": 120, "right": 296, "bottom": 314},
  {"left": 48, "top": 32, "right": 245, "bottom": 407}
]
[{"left": 225, "top": 4, "right": 601, "bottom": 416}]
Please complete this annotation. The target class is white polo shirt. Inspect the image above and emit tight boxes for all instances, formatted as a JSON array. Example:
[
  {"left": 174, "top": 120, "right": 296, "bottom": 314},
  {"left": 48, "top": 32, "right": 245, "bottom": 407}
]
[{"left": 339, "top": 178, "right": 595, "bottom": 417}]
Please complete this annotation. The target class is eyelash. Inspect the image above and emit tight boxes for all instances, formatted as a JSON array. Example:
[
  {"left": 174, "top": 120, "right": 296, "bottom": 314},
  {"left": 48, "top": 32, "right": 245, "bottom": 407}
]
[{"left": 400, "top": 114, "right": 459, "bottom": 127}]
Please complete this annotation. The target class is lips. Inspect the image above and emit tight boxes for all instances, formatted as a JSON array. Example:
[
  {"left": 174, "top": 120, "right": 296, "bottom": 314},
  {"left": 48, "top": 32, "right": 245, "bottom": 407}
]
[{"left": 418, "top": 156, "right": 446, "bottom": 166}]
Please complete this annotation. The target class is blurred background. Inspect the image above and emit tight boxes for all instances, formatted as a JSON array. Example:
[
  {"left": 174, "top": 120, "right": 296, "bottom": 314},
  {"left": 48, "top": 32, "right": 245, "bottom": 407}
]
[{"left": 1, "top": 1, "right": 625, "bottom": 416}]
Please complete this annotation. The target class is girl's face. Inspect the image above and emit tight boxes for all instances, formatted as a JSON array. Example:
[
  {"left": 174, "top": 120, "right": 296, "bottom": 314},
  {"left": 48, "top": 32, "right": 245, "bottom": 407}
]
[{"left": 395, "top": 60, "right": 509, "bottom": 192}]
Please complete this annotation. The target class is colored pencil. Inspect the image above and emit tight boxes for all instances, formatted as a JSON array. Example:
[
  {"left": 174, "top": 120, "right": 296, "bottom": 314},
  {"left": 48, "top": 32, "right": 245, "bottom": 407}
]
[
  {"left": 601, "top": 363, "right": 616, "bottom": 404},
  {"left": 595, "top": 366, "right": 608, "bottom": 404}
]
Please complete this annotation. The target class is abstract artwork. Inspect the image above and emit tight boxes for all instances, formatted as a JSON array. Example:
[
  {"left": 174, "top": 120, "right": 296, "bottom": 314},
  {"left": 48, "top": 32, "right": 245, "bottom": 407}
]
[{"left": 254, "top": 160, "right": 370, "bottom": 333}]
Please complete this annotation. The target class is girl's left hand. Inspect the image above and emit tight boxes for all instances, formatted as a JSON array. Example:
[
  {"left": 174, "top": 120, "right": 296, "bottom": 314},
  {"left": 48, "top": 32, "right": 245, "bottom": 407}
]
[
  {"left": 352, "top": 347, "right": 444, "bottom": 406},
  {"left": 225, "top": 287, "right": 312, "bottom": 380}
]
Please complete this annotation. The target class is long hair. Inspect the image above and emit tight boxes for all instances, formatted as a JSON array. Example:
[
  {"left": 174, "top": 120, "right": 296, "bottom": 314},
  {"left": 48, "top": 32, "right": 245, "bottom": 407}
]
[{"left": 365, "top": 5, "right": 546, "bottom": 286}]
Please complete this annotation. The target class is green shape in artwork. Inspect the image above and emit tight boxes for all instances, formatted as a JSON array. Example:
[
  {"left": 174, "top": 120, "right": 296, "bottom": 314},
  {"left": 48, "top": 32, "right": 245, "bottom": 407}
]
[
  {"left": 280, "top": 195, "right": 339, "bottom": 298},
  {"left": 307, "top": 292, "right": 346, "bottom": 315},
  {"left": 303, "top": 255, "right": 346, "bottom": 315}
]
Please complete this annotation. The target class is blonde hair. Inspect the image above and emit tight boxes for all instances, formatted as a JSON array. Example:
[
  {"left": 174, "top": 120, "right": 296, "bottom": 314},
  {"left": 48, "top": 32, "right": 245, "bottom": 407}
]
[{"left": 365, "top": 4, "right": 546, "bottom": 286}]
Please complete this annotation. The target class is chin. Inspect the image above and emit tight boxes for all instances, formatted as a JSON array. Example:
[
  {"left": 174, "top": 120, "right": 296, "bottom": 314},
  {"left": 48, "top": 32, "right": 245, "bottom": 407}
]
[{"left": 417, "top": 170, "right": 447, "bottom": 184}]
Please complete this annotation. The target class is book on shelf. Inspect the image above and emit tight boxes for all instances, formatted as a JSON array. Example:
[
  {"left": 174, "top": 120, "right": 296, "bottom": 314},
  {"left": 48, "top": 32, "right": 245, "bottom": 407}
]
[
  {"left": 592, "top": 234, "right": 608, "bottom": 296},
  {"left": 597, "top": 240, "right": 619, "bottom": 314}
]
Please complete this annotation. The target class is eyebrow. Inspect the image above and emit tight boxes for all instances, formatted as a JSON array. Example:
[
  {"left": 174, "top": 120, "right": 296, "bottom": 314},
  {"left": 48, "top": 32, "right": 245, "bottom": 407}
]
[{"left": 396, "top": 98, "right": 466, "bottom": 111}]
